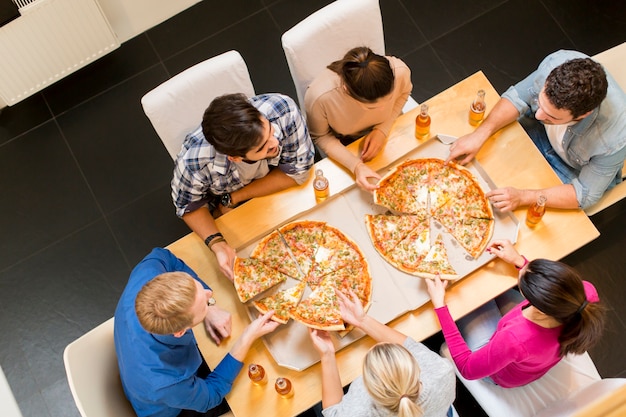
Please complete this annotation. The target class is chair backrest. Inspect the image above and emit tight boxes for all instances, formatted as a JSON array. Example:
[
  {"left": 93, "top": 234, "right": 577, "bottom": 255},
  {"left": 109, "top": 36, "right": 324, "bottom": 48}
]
[
  {"left": 534, "top": 378, "right": 626, "bottom": 417},
  {"left": 593, "top": 41, "right": 626, "bottom": 91},
  {"left": 281, "top": 0, "right": 385, "bottom": 110},
  {"left": 141, "top": 50, "right": 256, "bottom": 159},
  {"left": 63, "top": 318, "right": 136, "bottom": 417},
  {"left": 442, "top": 343, "right": 602, "bottom": 417}
]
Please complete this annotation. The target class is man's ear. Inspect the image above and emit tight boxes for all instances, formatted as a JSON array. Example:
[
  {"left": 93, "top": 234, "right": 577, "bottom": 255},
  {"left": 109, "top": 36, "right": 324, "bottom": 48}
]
[
  {"left": 227, "top": 155, "right": 243, "bottom": 163},
  {"left": 172, "top": 329, "right": 187, "bottom": 338}
]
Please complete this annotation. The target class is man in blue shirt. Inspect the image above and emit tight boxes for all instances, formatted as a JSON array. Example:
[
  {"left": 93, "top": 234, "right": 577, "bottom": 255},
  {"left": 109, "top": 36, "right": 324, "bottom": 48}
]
[
  {"left": 447, "top": 50, "right": 626, "bottom": 211},
  {"left": 171, "top": 93, "right": 315, "bottom": 280},
  {"left": 114, "top": 248, "right": 279, "bottom": 417}
]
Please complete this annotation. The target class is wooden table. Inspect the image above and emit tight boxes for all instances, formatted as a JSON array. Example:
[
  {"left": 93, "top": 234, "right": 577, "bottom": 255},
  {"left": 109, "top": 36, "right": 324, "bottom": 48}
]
[{"left": 166, "top": 71, "right": 600, "bottom": 417}]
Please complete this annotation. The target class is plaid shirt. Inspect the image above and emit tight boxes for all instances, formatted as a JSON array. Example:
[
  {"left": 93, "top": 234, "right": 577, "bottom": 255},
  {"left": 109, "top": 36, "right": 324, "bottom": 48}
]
[{"left": 171, "top": 94, "right": 314, "bottom": 216}]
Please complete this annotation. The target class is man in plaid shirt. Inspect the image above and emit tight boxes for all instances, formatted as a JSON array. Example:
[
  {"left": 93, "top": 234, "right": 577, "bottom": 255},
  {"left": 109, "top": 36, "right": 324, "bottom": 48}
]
[{"left": 172, "top": 93, "right": 315, "bottom": 280}]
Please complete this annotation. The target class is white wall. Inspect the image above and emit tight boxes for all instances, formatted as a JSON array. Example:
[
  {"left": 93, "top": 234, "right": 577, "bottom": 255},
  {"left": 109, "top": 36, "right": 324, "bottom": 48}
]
[{"left": 0, "top": 0, "right": 200, "bottom": 108}]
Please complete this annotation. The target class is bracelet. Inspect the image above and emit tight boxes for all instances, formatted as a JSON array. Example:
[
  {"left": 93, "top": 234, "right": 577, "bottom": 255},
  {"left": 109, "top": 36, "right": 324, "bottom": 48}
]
[
  {"left": 204, "top": 232, "right": 223, "bottom": 247},
  {"left": 207, "top": 237, "right": 226, "bottom": 250},
  {"left": 515, "top": 255, "right": 529, "bottom": 270}
]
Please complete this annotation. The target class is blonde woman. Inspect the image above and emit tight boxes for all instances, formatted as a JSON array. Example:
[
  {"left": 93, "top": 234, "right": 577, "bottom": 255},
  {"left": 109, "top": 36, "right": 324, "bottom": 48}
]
[{"left": 309, "top": 290, "right": 455, "bottom": 417}]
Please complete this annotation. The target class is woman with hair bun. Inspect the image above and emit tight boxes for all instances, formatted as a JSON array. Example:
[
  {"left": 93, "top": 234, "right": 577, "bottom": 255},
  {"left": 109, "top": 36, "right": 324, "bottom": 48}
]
[
  {"left": 426, "top": 239, "right": 606, "bottom": 388},
  {"left": 305, "top": 46, "right": 413, "bottom": 191},
  {"left": 309, "top": 290, "right": 456, "bottom": 417}
]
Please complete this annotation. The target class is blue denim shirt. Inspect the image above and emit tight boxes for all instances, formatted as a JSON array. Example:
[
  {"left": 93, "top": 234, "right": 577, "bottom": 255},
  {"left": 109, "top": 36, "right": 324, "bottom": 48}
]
[
  {"left": 114, "top": 248, "right": 242, "bottom": 417},
  {"left": 502, "top": 50, "right": 626, "bottom": 208}
]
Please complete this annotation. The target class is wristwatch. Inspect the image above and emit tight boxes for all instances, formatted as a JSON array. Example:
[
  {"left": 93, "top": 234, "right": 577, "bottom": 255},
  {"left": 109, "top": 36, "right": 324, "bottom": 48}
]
[{"left": 220, "top": 192, "right": 236, "bottom": 209}]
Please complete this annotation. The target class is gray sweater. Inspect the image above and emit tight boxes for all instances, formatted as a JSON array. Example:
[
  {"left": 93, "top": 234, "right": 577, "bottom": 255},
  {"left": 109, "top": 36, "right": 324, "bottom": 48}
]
[{"left": 322, "top": 338, "right": 456, "bottom": 417}]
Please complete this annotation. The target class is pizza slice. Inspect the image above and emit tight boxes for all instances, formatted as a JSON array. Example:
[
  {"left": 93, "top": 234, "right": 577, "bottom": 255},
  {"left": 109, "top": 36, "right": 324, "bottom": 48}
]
[
  {"left": 322, "top": 260, "right": 372, "bottom": 312},
  {"left": 233, "top": 257, "right": 289, "bottom": 302},
  {"left": 252, "top": 281, "right": 307, "bottom": 324},
  {"left": 414, "top": 234, "right": 460, "bottom": 280},
  {"left": 251, "top": 230, "right": 304, "bottom": 280},
  {"left": 385, "top": 221, "right": 431, "bottom": 275},
  {"left": 278, "top": 221, "right": 325, "bottom": 277},
  {"left": 290, "top": 276, "right": 345, "bottom": 331},
  {"left": 365, "top": 214, "right": 426, "bottom": 256},
  {"left": 308, "top": 226, "right": 364, "bottom": 286},
  {"left": 374, "top": 160, "right": 430, "bottom": 216}
]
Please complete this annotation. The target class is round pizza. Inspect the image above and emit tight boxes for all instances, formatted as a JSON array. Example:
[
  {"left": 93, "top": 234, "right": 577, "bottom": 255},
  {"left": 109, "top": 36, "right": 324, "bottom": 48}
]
[
  {"left": 369, "top": 158, "right": 494, "bottom": 278},
  {"left": 233, "top": 221, "right": 372, "bottom": 331}
]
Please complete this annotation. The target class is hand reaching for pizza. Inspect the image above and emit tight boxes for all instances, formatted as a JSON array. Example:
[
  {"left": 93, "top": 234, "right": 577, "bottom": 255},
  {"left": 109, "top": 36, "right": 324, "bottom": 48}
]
[
  {"left": 211, "top": 240, "right": 236, "bottom": 281},
  {"left": 229, "top": 311, "right": 280, "bottom": 362},
  {"left": 204, "top": 306, "right": 233, "bottom": 345},
  {"left": 309, "top": 328, "right": 336, "bottom": 357},
  {"left": 486, "top": 239, "right": 526, "bottom": 267},
  {"left": 336, "top": 289, "right": 366, "bottom": 327},
  {"left": 354, "top": 162, "right": 381, "bottom": 192},
  {"left": 425, "top": 275, "right": 449, "bottom": 309},
  {"left": 486, "top": 187, "right": 524, "bottom": 212},
  {"left": 445, "top": 131, "right": 488, "bottom": 165}
]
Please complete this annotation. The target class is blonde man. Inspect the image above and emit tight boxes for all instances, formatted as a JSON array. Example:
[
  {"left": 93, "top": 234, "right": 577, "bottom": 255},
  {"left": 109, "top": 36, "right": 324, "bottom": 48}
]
[{"left": 114, "top": 248, "right": 279, "bottom": 417}]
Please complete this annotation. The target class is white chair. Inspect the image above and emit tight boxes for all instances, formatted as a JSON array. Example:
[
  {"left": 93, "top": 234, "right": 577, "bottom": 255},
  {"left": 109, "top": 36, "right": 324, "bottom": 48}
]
[
  {"left": 141, "top": 50, "right": 256, "bottom": 159},
  {"left": 584, "top": 41, "right": 626, "bottom": 216},
  {"left": 441, "top": 343, "right": 613, "bottom": 417},
  {"left": 63, "top": 318, "right": 135, "bottom": 417},
  {"left": 64, "top": 318, "right": 234, "bottom": 417},
  {"left": 280, "top": 0, "right": 418, "bottom": 113}
]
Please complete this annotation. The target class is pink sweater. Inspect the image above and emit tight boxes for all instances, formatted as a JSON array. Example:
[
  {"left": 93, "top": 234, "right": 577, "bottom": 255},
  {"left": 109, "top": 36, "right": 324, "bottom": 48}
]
[{"left": 436, "top": 281, "right": 599, "bottom": 388}]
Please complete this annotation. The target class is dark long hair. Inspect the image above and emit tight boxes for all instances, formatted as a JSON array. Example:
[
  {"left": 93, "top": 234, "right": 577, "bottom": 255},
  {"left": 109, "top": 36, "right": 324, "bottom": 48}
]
[
  {"left": 519, "top": 259, "right": 605, "bottom": 356},
  {"left": 328, "top": 46, "right": 394, "bottom": 103}
]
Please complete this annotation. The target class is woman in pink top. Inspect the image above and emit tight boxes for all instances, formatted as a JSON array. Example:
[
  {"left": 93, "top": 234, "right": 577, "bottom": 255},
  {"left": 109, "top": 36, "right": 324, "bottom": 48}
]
[
  {"left": 304, "top": 46, "right": 412, "bottom": 191},
  {"left": 425, "top": 239, "right": 605, "bottom": 388}
]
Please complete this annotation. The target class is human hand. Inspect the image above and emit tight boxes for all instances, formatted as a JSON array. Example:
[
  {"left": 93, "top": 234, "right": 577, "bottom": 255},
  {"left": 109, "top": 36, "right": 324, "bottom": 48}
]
[
  {"left": 336, "top": 289, "right": 366, "bottom": 327},
  {"left": 425, "top": 275, "right": 448, "bottom": 309},
  {"left": 241, "top": 311, "right": 281, "bottom": 342},
  {"left": 486, "top": 187, "right": 523, "bottom": 212},
  {"left": 445, "top": 131, "right": 488, "bottom": 165},
  {"left": 210, "top": 241, "right": 236, "bottom": 281},
  {"left": 204, "top": 306, "right": 232, "bottom": 345},
  {"left": 309, "top": 328, "right": 336, "bottom": 357},
  {"left": 486, "top": 239, "right": 526, "bottom": 267},
  {"left": 354, "top": 162, "right": 381, "bottom": 192},
  {"left": 361, "top": 129, "right": 386, "bottom": 162}
]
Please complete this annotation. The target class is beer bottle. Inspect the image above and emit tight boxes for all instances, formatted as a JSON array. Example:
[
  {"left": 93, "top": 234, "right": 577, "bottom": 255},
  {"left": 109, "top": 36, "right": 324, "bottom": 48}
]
[
  {"left": 415, "top": 104, "right": 431, "bottom": 139},
  {"left": 275, "top": 377, "right": 294, "bottom": 398},
  {"left": 248, "top": 363, "right": 267, "bottom": 385},
  {"left": 469, "top": 89, "right": 486, "bottom": 126},
  {"left": 526, "top": 195, "right": 547, "bottom": 228}
]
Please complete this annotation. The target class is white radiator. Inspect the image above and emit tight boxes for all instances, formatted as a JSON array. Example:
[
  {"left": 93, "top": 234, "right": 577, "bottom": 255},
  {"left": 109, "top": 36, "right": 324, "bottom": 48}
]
[{"left": 0, "top": 0, "right": 119, "bottom": 106}]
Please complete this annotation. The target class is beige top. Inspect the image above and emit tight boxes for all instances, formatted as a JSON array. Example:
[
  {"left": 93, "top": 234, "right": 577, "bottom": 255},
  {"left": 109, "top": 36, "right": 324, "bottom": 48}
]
[{"left": 304, "top": 56, "right": 412, "bottom": 172}]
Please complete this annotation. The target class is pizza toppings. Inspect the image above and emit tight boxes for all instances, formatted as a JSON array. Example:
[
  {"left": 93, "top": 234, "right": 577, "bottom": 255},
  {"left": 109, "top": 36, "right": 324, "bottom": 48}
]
[
  {"left": 233, "top": 257, "right": 290, "bottom": 302},
  {"left": 252, "top": 281, "right": 307, "bottom": 324},
  {"left": 235, "top": 221, "right": 371, "bottom": 331},
  {"left": 370, "top": 158, "right": 494, "bottom": 276}
]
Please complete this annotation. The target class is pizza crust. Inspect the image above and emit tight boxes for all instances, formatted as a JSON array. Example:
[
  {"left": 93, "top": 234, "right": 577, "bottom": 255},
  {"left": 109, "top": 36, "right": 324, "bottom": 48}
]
[
  {"left": 369, "top": 158, "right": 495, "bottom": 277},
  {"left": 235, "top": 221, "right": 372, "bottom": 331}
]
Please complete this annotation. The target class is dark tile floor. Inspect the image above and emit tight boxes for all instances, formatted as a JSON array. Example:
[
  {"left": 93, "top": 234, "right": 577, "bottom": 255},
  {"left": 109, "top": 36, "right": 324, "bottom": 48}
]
[{"left": 0, "top": 0, "right": 624, "bottom": 416}]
